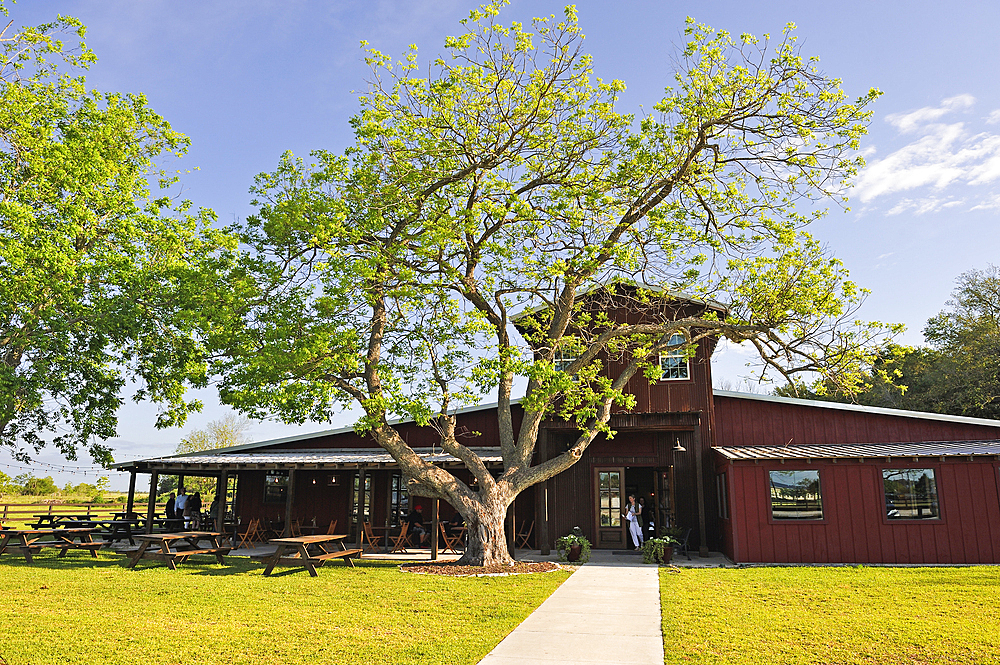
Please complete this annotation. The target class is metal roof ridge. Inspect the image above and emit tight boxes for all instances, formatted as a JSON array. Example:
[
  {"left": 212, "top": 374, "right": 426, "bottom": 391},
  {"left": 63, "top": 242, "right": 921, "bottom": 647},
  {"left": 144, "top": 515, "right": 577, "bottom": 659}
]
[
  {"left": 510, "top": 280, "right": 729, "bottom": 321},
  {"left": 713, "top": 390, "right": 1000, "bottom": 428}
]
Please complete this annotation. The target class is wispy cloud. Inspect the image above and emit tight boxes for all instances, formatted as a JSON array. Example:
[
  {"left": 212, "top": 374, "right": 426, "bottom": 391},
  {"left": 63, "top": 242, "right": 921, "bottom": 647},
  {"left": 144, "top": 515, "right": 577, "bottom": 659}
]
[
  {"left": 854, "top": 95, "right": 1000, "bottom": 210},
  {"left": 987, "top": 110, "right": 1000, "bottom": 125}
]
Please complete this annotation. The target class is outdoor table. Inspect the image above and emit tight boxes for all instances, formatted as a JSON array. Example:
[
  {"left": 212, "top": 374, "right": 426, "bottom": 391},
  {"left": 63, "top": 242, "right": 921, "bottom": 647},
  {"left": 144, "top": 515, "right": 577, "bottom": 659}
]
[
  {"left": 261, "top": 534, "right": 362, "bottom": 577},
  {"left": 100, "top": 519, "right": 143, "bottom": 546},
  {"left": 126, "top": 531, "right": 231, "bottom": 570},
  {"left": 0, "top": 528, "right": 102, "bottom": 562}
]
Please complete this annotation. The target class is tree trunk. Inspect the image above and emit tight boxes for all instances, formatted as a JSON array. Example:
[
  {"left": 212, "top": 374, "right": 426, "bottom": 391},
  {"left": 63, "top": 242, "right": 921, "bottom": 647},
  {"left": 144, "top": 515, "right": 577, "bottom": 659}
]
[{"left": 456, "top": 490, "right": 513, "bottom": 566}]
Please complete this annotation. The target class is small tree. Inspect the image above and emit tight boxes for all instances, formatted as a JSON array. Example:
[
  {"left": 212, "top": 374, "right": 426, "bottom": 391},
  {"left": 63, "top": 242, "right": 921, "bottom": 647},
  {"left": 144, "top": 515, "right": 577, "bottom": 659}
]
[{"left": 210, "top": 4, "right": 895, "bottom": 565}]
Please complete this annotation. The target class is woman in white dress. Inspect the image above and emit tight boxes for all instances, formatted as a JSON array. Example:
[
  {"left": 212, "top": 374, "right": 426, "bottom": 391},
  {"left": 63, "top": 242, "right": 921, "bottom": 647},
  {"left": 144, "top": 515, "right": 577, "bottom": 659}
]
[{"left": 623, "top": 494, "right": 643, "bottom": 549}]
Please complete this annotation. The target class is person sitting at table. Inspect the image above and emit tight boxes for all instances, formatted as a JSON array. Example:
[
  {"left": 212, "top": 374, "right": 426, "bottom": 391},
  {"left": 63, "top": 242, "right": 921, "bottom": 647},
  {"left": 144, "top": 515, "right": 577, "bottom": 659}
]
[
  {"left": 406, "top": 505, "right": 429, "bottom": 546},
  {"left": 444, "top": 512, "right": 464, "bottom": 537},
  {"left": 175, "top": 488, "right": 189, "bottom": 529},
  {"left": 189, "top": 491, "right": 203, "bottom": 529}
]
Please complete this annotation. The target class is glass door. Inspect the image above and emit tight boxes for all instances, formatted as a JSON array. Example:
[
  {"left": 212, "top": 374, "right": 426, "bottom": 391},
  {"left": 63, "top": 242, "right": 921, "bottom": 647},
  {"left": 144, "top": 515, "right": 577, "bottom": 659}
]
[{"left": 594, "top": 466, "right": 625, "bottom": 548}]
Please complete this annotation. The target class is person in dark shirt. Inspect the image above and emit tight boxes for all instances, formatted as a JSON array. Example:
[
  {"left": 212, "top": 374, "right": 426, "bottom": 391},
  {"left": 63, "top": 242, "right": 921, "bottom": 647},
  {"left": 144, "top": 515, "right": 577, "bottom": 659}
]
[
  {"left": 165, "top": 492, "right": 176, "bottom": 520},
  {"left": 406, "top": 505, "right": 429, "bottom": 545}
]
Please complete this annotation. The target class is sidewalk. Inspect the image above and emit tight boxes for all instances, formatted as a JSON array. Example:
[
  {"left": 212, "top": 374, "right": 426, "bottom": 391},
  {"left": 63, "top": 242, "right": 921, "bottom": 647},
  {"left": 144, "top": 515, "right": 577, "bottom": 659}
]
[{"left": 479, "top": 550, "right": 665, "bottom": 664}]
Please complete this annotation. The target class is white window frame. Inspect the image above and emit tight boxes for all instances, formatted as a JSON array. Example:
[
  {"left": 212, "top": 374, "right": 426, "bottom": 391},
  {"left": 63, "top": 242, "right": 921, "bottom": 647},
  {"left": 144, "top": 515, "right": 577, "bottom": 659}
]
[
  {"left": 553, "top": 353, "right": 579, "bottom": 374},
  {"left": 658, "top": 333, "right": 690, "bottom": 381}
]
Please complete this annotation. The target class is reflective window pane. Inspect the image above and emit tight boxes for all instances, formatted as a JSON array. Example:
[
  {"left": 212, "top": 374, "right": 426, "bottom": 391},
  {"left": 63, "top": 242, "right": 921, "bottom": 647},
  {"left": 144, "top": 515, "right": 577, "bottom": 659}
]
[
  {"left": 883, "top": 469, "right": 939, "bottom": 520},
  {"left": 769, "top": 470, "right": 823, "bottom": 520}
]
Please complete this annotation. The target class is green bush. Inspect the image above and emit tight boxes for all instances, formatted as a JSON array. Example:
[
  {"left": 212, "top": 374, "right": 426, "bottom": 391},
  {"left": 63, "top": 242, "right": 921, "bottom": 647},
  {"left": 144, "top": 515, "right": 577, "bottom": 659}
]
[
  {"left": 642, "top": 536, "right": 677, "bottom": 564},
  {"left": 556, "top": 527, "right": 592, "bottom": 563}
]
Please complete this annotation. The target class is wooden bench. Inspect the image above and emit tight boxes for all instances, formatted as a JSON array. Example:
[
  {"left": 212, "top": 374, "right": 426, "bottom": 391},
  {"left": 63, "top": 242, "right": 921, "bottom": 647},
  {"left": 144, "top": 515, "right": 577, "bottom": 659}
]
[
  {"left": 0, "top": 528, "right": 101, "bottom": 562},
  {"left": 34, "top": 540, "right": 105, "bottom": 557},
  {"left": 127, "top": 532, "right": 232, "bottom": 571}
]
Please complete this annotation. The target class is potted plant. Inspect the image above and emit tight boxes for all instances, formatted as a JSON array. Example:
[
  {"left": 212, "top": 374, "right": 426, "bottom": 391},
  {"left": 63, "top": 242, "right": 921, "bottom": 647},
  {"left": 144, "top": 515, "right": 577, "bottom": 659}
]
[
  {"left": 556, "top": 527, "right": 592, "bottom": 563},
  {"left": 641, "top": 536, "right": 678, "bottom": 564}
]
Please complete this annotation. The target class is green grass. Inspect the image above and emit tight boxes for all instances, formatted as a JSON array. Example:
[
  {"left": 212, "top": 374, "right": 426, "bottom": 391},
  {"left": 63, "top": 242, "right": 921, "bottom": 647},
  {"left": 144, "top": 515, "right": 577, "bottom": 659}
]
[
  {"left": 0, "top": 551, "right": 569, "bottom": 665},
  {"left": 661, "top": 566, "right": 1000, "bottom": 664}
]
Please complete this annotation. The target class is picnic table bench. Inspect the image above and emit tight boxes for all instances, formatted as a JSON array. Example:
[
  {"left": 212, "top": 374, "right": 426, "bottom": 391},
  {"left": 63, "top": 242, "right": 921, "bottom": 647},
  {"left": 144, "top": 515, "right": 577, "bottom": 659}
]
[
  {"left": 0, "top": 528, "right": 103, "bottom": 562},
  {"left": 259, "top": 534, "right": 362, "bottom": 577},
  {"left": 126, "top": 532, "right": 231, "bottom": 570}
]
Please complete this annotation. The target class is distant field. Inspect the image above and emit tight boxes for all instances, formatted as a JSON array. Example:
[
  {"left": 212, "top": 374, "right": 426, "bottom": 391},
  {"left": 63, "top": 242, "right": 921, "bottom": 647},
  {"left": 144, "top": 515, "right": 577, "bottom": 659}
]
[
  {"left": 0, "top": 550, "right": 568, "bottom": 665},
  {"left": 661, "top": 566, "right": 1000, "bottom": 664}
]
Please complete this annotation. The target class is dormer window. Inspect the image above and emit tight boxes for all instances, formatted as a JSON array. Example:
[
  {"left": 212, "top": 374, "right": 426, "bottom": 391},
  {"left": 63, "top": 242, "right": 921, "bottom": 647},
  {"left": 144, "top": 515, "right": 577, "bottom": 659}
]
[{"left": 659, "top": 333, "right": 690, "bottom": 381}]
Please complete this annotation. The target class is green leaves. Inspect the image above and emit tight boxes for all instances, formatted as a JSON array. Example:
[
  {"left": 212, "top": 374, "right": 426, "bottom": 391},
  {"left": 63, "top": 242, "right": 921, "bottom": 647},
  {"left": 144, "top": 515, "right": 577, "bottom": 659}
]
[{"left": 0, "top": 10, "right": 226, "bottom": 465}]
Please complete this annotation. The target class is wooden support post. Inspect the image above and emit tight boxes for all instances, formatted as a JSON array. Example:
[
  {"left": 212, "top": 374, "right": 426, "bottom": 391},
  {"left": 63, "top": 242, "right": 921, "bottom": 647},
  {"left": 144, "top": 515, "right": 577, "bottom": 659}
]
[
  {"left": 145, "top": 471, "right": 159, "bottom": 534},
  {"left": 126, "top": 470, "right": 137, "bottom": 518},
  {"left": 538, "top": 429, "right": 550, "bottom": 555},
  {"left": 430, "top": 498, "right": 439, "bottom": 561},
  {"left": 216, "top": 472, "right": 228, "bottom": 533},
  {"left": 177, "top": 474, "right": 185, "bottom": 493},
  {"left": 282, "top": 469, "right": 297, "bottom": 537},
  {"left": 693, "top": 423, "right": 709, "bottom": 557}
]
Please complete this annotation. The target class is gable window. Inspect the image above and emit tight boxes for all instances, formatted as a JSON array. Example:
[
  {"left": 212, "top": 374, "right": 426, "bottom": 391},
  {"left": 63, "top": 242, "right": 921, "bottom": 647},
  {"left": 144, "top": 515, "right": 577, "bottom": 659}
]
[
  {"left": 883, "top": 468, "right": 939, "bottom": 520},
  {"left": 659, "top": 333, "right": 690, "bottom": 380},
  {"left": 263, "top": 471, "right": 288, "bottom": 504},
  {"left": 769, "top": 469, "right": 823, "bottom": 520}
]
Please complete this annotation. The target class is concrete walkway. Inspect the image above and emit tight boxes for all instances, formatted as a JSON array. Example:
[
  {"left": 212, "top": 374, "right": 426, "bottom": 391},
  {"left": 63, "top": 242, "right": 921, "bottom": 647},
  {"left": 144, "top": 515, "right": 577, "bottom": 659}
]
[{"left": 479, "top": 550, "right": 665, "bottom": 664}]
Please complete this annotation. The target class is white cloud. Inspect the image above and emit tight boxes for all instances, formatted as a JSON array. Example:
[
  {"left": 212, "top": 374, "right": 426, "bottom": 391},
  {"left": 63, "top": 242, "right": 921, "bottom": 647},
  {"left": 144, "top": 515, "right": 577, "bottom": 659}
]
[
  {"left": 876, "top": 252, "right": 895, "bottom": 260},
  {"left": 854, "top": 94, "right": 1000, "bottom": 209},
  {"left": 986, "top": 110, "right": 1000, "bottom": 125},
  {"left": 971, "top": 193, "right": 1000, "bottom": 211}
]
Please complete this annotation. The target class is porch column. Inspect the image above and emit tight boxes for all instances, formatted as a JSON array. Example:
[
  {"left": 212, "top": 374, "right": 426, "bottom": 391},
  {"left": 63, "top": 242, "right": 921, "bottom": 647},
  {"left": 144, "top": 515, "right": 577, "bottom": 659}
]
[
  {"left": 693, "top": 422, "right": 709, "bottom": 557},
  {"left": 430, "top": 498, "right": 439, "bottom": 561},
  {"left": 145, "top": 471, "right": 158, "bottom": 534},
  {"left": 125, "top": 469, "right": 137, "bottom": 517},
  {"left": 216, "top": 471, "right": 229, "bottom": 533},
  {"left": 177, "top": 474, "right": 184, "bottom": 493},
  {"left": 282, "top": 468, "right": 297, "bottom": 537},
  {"left": 538, "top": 429, "right": 550, "bottom": 555}
]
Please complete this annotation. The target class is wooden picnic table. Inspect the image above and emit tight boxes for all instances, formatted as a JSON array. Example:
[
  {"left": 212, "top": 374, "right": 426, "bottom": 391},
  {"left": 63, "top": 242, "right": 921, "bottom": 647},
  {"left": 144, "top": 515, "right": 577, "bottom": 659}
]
[
  {"left": 126, "top": 532, "right": 231, "bottom": 571},
  {"left": 261, "top": 534, "right": 362, "bottom": 577},
  {"left": 0, "top": 528, "right": 102, "bottom": 563}
]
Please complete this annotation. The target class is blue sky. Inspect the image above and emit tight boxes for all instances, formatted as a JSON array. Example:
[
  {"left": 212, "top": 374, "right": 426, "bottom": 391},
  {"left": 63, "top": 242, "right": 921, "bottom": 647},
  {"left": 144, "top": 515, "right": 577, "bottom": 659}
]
[{"left": 5, "top": 1, "right": 1000, "bottom": 489}]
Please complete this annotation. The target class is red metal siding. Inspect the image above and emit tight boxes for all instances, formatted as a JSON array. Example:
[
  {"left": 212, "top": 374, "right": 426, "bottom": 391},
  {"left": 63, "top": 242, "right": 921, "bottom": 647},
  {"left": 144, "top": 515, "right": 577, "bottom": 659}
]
[
  {"left": 714, "top": 395, "right": 1000, "bottom": 446},
  {"left": 723, "top": 458, "right": 1000, "bottom": 563}
]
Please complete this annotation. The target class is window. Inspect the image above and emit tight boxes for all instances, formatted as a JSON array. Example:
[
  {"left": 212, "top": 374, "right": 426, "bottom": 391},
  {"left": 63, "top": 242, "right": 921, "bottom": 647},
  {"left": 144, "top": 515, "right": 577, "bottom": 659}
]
[
  {"left": 716, "top": 473, "right": 729, "bottom": 520},
  {"left": 263, "top": 471, "right": 288, "bottom": 504},
  {"left": 769, "top": 469, "right": 823, "bottom": 520},
  {"left": 554, "top": 353, "right": 578, "bottom": 374},
  {"left": 597, "top": 471, "right": 622, "bottom": 528},
  {"left": 353, "top": 474, "right": 371, "bottom": 524},
  {"left": 659, "top": 333, "right": 690, "bottom": 380},
  {"left": 883, "top": 468, "right": 939, "bottom": 520},
  {"left": 390, "top": 474, "right": 409, "bottom": 527}
]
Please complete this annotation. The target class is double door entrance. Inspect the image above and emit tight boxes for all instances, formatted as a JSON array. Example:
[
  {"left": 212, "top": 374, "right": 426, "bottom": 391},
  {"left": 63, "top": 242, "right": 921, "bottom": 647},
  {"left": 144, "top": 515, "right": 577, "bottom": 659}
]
[{"left": 593, "top": 466, "right": 673, "bottom": 548}]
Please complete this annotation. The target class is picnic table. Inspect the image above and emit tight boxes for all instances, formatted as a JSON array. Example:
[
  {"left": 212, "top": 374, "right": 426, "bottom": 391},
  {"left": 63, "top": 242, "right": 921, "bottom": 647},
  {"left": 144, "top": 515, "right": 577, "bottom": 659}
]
[
  {"left": 0, "top": 528, "right": 102, "bottom": 562},
  {"left": 260, "top": 534, "right": 362, "bottom": 577},
  {"left": 30, "top": 514, "right": 94, "bottom": 529},
  {"left": 126, "top": 532, "right": 231, "bottom": 571}
]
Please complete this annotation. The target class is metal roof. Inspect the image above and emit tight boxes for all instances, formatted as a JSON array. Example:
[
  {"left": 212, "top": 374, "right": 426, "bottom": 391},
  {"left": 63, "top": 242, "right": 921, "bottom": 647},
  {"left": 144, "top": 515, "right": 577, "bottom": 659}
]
[
  {"left": 115, "top": 447, "right": 504, "bottom": 472},
  {"left": 715, "top": 440, "right": 1000, "bottom": 461},
  {"left": 714, "top": 390, "right": 1000, "bottom": 428}
]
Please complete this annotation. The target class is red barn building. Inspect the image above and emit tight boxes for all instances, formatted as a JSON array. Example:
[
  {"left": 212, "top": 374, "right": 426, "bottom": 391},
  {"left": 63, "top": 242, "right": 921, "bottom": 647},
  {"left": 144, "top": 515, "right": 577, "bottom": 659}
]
[{"left": 116, "top": 293, "right": 1000, "bottom": 564}]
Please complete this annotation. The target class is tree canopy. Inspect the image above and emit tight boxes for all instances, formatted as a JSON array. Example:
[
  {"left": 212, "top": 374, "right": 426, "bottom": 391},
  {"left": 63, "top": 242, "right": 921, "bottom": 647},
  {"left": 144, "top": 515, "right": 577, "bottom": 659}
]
[
  {"left": 781, "top": 265, "right": 1000, "bottom": 419},
  {"left": 0, "top": 8, "right": 227, "bottom": 465},
  {"left": 208, "top": 3, "right": 894, "bottom": 564}
]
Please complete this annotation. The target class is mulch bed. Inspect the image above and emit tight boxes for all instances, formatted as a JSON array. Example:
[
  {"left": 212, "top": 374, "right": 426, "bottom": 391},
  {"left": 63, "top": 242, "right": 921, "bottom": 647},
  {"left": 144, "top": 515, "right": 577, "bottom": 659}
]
[{"left": 400, "top": 561, "right": 563, "bottom": 576}]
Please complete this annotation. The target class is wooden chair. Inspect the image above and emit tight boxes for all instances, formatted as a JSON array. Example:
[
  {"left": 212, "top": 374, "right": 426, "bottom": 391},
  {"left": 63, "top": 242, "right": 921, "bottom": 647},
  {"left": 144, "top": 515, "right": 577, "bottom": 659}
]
[
  {"left": 325, "top": 519, "right": 338, "bottom": 535},
  {"left": 360, "top": 522, "right": 380, "bottom": 554},
  {"left": 438, "top": 522, "right": 462, "bottom": 554},
  {"left": 388, "top": 522, "right": 410, "bottom": 554},
  {"left": 236, "top": 518, "right": 262, "bottom": 550},
  {"left": 515, "top": 520, "right": 534, "bottom": 549},
  {"left": 290, "top": 519, "right": 303, "bottom": 537},
  {"left": 673, "top": 528, "right": 692, "bottom": 561}
]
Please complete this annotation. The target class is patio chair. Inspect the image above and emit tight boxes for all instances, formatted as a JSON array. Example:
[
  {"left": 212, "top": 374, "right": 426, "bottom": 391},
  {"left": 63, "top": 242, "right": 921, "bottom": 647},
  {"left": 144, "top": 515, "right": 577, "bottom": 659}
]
[
  {"left": 388, "top": 522, "right": 410, "bottom": 554},
  {"left": 236, "top": 518, "right": 262, "bottom": 550},
  {"left": 438, "top": 522, "right": 462, "bottom": 554},
  {"left": 325, "top": 519, "right": 338, "bottom": 535},
  {"left": 290, "top": 519, "right": 302, "bottom": 537},
  {"left": 361, "top": 522, "right": 380, "bottom": 554},
  {"left": 673, "top": 528, "right": 692, "bottom": 561},
  {"left": 515, "top": 520, "right": 534, "bottom": 549}
]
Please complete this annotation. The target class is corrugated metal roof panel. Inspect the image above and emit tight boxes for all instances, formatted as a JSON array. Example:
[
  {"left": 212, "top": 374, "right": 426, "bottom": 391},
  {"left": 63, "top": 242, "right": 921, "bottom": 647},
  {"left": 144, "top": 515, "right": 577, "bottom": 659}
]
[
  {"left": 118, "top": 447, "right": 503, "bottom": 469},
  {"left": 715, "top": 440, "right": 1000, "bottom": 460}
]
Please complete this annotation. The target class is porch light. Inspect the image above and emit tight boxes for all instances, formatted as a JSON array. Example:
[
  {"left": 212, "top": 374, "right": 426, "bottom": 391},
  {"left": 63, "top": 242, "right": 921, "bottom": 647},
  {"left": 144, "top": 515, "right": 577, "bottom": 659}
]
[{"left": 673, "top": 437, "right": 686, "bottom": 452}]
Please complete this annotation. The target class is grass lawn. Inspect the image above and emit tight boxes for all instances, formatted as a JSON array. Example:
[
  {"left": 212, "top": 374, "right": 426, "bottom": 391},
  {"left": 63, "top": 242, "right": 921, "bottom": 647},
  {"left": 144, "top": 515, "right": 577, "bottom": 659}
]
[
  {"left": 661, "top": 566, "right": 1000, "bottom": 664},
  {"left": 0, "top": 550, "right": 569, "bottom": 665}
]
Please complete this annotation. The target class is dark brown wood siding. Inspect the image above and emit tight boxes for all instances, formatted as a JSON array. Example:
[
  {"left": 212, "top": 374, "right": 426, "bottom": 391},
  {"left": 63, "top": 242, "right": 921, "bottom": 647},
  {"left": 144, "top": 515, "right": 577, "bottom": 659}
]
[{"left": 719, "top": 457, "right": 1000, "bottom": 564}]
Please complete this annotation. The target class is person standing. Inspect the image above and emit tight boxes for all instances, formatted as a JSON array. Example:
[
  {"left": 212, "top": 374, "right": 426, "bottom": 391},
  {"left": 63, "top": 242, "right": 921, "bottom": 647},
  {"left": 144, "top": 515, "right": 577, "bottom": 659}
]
[
  {"left": 165, "top": 492, "right": 176, "bottom": 521},
  {"left": 622, "top": 494, "right": 643, "bottom": 550},
  {"left": 175, "top": 487, "right": 189, "bottom": 529},
  {"left": 189, "top": 491, "right": 203, "bottom": 529}
]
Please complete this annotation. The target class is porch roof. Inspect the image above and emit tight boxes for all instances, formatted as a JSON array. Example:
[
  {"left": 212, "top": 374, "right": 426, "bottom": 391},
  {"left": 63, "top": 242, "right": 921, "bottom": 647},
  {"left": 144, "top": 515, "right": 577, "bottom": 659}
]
[
  {"left": 714, "top": 440, "right": 1000, "bottom": 461},
  {"left": 114, "top": 447, "right": 505, "bottom": 473}
]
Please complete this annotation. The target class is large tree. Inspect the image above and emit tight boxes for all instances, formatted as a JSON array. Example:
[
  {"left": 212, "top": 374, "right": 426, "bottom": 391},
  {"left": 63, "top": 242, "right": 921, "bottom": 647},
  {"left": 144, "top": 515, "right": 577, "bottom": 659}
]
[
  {"left": 0, "top": 9, "right": 225, "bottom": 465},
  {"left": 210, "top": 4, "right": 895, "bottom": 565}
]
